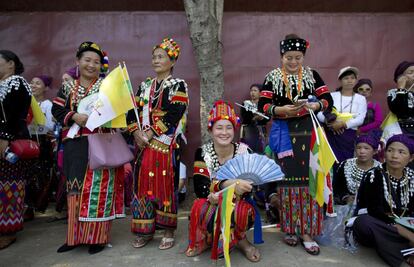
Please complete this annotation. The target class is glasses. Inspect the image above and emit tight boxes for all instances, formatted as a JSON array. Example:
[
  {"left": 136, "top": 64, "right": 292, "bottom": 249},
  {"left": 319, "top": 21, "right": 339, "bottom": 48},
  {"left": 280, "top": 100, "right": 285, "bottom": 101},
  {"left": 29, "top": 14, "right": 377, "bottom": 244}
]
[{"left": 357, "top": 87, "right": 371, "bottom": 92}]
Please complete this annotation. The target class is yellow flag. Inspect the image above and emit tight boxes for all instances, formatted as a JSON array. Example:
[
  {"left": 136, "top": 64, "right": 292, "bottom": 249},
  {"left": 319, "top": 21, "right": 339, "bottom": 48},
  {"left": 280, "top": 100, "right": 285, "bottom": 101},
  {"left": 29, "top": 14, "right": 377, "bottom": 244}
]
[
  {"left": 30, "top": 96, "right": 46, "bottom": 125},
  {"left": 317, "top": 127, "right": 336, "bottom": 174},
  {"left": 102, "top": 114, "right": 127, "bottom": 128},
  {"left": 86, "top": 65, "right": 134, "bottom": 130},
  {"left": 99, "top": 66, "right": 134, "bottom": 115},
  {"left": 316, "top": 127, "right": 336, "bottom": 206},
  {"left": 381, "top": 112, "right": 398, "bottom": 130}
]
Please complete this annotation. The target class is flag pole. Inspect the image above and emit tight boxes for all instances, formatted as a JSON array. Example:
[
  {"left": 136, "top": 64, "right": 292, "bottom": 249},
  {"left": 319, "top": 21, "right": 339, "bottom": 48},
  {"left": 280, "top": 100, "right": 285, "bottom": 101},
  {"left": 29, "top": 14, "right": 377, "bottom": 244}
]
[
  {"left": 309, "top": 108, "right": 320, "bottom": 145},
  {"left": 309, "top": 109, "right": 339, "bottom": 163},
  {"left": 120, "top": 62, "right": 141, "bottom": 131},
  {"left": 213, "top": 183, "right": 236, "bottom": 196}
]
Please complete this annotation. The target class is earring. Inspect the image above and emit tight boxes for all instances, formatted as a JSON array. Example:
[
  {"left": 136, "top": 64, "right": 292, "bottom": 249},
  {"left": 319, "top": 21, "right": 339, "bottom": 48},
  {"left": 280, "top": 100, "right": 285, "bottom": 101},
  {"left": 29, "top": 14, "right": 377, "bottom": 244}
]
[{"left": 76, "top": 65, "right": 79, "bottom": 78}]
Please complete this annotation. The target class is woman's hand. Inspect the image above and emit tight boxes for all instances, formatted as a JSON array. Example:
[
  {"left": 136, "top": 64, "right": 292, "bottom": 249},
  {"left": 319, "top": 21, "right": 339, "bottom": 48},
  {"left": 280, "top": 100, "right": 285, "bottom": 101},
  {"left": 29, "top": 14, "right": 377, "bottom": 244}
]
[
  {"left": 305, "top": 102, "right": 321, "bottom": 112},
  {"left": 0, "top": 139, "right": 9, "bottom": 159},
  {"left": 207, "top": 193, "right": 219, "bottom": 205},
  {"left": 72, "top": 113, "right": 89, "bottom": 127},
  {"left": 397, "top": 75, "right": 409, "bottom": 89},
  {"left": 279, "top": 105, "right": 304, "bottom": 117},
  {"left": 133, "top": 130, "right": 150, "bottom": 149},
  {"left": 235, "top": 179, "right": 253, "bottom": 195},
  {"left": 328, "top": 120, "right": 346, "bottom": 135},
  {"left": 395, "top": 224, "right": 414, "bottom": 246}
]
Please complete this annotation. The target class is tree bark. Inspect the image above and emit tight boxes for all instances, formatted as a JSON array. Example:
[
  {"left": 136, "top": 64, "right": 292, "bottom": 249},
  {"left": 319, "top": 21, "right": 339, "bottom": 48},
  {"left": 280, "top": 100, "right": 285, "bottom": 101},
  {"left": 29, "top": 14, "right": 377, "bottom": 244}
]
[{"left": 183, "top": 0, "right": 224, "bottom": 143}]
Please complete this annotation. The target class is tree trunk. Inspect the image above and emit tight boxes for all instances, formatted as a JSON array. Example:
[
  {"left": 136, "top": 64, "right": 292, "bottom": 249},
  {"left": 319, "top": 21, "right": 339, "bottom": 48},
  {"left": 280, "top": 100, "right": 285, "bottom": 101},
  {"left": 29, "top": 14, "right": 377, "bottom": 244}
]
[{"left": 183, "top": 0, "right": 224, "bottom": 143}]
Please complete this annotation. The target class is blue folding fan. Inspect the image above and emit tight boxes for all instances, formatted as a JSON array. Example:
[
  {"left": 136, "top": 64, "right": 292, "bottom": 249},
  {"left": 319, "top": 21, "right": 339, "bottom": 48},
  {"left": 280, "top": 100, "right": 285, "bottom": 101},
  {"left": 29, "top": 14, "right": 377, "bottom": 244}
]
[{"left": 216, "top": 153, "right": 284, "bottom": 185}]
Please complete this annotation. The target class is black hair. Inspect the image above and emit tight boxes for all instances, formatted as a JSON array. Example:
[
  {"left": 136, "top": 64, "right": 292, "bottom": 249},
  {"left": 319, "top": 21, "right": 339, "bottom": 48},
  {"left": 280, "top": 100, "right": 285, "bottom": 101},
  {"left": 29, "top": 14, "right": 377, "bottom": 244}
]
[
  {"left": 250, "top": 84, "right": 263, "bottom": 90},
  {"left": 285, "top": 33, "right": 301, "bottom": 40},
  {"left": 0, "top": 50, "right": 24, "bottom": 75}
]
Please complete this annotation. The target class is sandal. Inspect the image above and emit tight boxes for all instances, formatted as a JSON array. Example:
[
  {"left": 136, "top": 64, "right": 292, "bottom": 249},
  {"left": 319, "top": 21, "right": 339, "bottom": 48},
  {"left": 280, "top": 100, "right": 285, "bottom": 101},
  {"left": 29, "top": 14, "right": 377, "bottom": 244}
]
[
  {"left": 300, "top": 239, "right": 320, "bottom": 255},
  {"left": 132, "top": 236, "right": 153, "bottom": 248},
  {"left": 159, "top": 237, "right": 174, "bottom": 250},
  {"left": 0, "top": 235, "right": 16, "bottom": 250},
  {"left": 283, "top": 234, "right": 298, "bottom": 247}
]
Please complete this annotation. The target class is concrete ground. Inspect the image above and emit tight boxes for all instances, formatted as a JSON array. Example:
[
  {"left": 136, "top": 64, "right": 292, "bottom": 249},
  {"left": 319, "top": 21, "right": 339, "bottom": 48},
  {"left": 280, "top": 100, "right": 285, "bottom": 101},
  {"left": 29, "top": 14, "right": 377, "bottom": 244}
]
[{"left": 0, "top": 206, "right": 390, "bottom": 267}]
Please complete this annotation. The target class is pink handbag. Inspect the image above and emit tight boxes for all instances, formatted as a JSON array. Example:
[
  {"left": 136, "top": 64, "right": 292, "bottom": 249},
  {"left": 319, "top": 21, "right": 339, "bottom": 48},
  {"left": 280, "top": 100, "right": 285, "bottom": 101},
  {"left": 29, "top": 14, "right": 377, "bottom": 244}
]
[{"left": 88, "top": 132, "right": 134, "bottom": 170}]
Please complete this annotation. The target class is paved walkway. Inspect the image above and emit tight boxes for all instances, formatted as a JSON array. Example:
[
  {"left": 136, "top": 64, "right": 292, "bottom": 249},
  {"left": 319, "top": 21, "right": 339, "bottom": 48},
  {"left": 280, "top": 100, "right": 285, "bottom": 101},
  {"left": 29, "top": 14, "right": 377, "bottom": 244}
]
[{"left": 0, "top": 207, "right": 390, "bottom": 267}]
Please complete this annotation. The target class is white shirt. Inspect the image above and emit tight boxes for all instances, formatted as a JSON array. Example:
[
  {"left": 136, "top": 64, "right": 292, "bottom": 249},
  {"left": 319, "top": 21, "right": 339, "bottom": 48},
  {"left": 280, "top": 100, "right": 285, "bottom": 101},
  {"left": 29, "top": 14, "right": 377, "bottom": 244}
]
[
  {"left": 317, "top": 91, "right": 367, "bottom": 130},
  {"left": 29, "top": 99, "right": 55, "bottom": 134}
]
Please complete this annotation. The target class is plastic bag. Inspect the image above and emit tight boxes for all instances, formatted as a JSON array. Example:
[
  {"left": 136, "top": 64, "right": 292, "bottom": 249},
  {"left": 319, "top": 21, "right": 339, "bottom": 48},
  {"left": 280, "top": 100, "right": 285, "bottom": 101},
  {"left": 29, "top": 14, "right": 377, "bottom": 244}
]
[{"left": 315, "top": 203, "right": 358, "bottom": 253}]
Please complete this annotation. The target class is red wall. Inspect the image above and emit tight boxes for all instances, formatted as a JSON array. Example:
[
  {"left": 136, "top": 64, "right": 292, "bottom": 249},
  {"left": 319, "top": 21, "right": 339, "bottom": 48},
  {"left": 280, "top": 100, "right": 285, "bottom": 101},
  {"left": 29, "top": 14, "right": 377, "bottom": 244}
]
[{"left": 1, "top": 12, "right": 413, "bottom": 167}]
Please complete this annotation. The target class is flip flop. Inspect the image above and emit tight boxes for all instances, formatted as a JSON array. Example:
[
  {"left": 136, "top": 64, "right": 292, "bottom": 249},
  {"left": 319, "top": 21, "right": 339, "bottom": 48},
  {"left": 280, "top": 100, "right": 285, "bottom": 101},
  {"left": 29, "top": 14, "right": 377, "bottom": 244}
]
[
  {"left": 132, "top": 236, "right": 153, "bottom": 248},
  {"left": 159, "top": 237, "right": 174, "bottom": 250},
  {"left": 300, "top": 239, "right": 320, "bottom": 255},
  {"left": 185, "top": 240, "right": 209, "bottom": 257},
  {"left": 283, "top": 234, "right": 298, "bottom": 247}
]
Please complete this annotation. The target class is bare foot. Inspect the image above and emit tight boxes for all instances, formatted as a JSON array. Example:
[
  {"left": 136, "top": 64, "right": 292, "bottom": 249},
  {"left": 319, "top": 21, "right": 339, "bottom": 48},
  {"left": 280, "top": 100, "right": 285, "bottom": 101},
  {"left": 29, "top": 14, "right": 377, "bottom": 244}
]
[
  {"left": 237, "top": 239, "right": 261, "bottom": 262},
  {"left": 407, "top": 255, "right": 414, "bottom": 267}
]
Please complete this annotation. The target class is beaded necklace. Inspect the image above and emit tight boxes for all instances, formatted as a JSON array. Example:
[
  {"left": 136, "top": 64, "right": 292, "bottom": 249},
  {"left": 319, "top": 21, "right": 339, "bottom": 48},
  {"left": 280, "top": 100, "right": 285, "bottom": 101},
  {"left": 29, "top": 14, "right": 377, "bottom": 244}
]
[
  {"left": 264, "top": 66, "right": 315, "bottom": 99},
  {"left": 70, "top": 78, "right": 99, "bottom": 109},
  {"left": 0, "top": 75, "right": 31, "bottom": 101},
  {"left": 344, "top": 158, "right": 380, "bottom": 194},
  {"left": 202, "top": 142, "right": 244, "bottom": 179},
  {"left": 282, "top": 66, "right": 303, "bottom": 101},
  {"left": 381, "top": 167, "right": 414, "bottom": 217}
]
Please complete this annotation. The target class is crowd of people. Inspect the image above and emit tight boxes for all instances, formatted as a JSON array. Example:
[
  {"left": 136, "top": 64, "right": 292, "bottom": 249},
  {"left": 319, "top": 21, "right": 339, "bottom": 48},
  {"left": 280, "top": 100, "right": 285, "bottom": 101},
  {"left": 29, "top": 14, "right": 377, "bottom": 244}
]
[{"left": 0, "top": 34, "right": 413, "bottom": 267}]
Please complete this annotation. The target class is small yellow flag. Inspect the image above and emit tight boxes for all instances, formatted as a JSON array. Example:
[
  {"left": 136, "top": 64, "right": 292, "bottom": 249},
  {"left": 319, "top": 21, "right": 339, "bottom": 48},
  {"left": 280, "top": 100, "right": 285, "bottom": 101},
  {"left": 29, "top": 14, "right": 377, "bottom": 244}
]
[{"left": 30, "top": 96, "right": 46, "bottom": 125}]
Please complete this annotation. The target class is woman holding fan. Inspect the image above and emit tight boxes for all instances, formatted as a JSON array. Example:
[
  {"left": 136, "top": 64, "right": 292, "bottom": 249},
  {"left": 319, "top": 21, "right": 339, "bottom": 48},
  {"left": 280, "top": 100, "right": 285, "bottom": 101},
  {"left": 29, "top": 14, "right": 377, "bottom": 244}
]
[
  {"left": 127, "top": 38, "right": 189, "bottom": 250},
  {"left": 258, "top": 34, "right": 334, "bottom": 255},
  {"left": 185, "top": 100, "right": 261, "bottom": 262}
]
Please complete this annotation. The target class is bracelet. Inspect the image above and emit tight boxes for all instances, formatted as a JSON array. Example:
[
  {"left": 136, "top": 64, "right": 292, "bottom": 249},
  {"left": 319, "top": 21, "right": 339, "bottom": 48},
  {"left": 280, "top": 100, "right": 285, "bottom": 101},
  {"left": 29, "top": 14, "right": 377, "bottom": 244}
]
[
  {"left": 317, "top": 101, "right": 323, "bottom": 112},
  {"left": 271, "top": 106, "right": 277, "bottom": 116}
]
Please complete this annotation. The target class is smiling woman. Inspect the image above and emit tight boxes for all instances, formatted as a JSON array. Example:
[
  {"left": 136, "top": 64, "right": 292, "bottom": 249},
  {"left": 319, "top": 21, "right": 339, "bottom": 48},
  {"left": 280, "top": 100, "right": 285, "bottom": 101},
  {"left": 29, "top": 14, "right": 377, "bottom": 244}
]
[
  {"left": 186, "top": 100, "right": 261, "bottom": 263},
  {"left": 258, "top": 33, "right": 334, "bottom": 255},
  {"left": 52, "top": 41, "right": 125, "bottom": 255}
]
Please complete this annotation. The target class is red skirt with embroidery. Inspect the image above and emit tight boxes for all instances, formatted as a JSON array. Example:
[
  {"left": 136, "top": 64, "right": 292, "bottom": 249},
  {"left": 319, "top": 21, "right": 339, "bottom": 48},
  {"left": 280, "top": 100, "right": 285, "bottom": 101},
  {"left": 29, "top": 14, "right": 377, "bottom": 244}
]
[
  {"left": 187, "top": 198, "right": 255, "bottom": 256},
  {"left": 131, "top": 144, "right": 176, "bottom": 236}
]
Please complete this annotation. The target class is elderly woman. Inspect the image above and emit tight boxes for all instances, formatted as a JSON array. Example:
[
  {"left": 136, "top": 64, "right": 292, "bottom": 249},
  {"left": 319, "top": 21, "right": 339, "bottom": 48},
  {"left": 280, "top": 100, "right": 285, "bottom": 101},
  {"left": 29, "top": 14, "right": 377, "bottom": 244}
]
[
  {"left": 258, "top": 34, "right": 334, "bottom": 255},
  {"left": 0, "top": 50, "right": 32, "bottom": 249},
  {"left": 318, "top": 66, "right": 367, "bottom": 164},
  {"left": 185, "top": 100, "right": 260, "bottom": 262},
  {"left": 127, "top": 38, "right": 188, "bottom": 250},
  {"left": 52, "top": 41, "right": 125, "bottom": 254},
  {"left": 353, "top": 134, "right": 414, "bottom": 267},
  {"left": 354, "top": 79, "right": 383, "bottom": 138}
]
